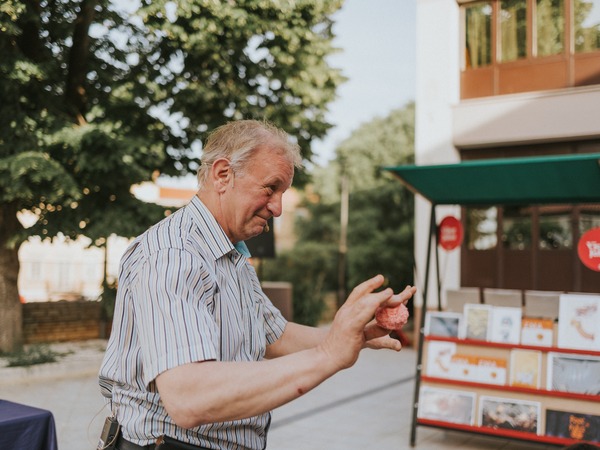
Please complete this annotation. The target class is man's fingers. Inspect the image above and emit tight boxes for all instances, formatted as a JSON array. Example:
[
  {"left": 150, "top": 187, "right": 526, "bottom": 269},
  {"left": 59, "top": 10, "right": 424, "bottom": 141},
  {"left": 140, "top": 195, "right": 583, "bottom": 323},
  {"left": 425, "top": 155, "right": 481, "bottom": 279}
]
[
  {"left": 345, "top": 274, "right": 386, "bottom": 305},
  {"left": 380, "top": 285, "right": 417, "bottom": 308}
]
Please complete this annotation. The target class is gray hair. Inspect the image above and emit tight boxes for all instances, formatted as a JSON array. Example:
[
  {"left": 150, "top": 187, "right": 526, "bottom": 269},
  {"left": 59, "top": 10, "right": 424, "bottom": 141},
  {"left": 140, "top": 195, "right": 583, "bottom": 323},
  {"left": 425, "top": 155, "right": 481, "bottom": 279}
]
[{"left": 196, "top": 120, "right": 303, "bottom": 188}]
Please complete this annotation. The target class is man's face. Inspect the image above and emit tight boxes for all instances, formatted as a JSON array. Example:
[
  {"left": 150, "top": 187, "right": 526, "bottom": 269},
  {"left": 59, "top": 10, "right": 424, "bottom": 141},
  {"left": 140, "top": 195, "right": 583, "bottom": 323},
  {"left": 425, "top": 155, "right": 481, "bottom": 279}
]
[
  {"left": 220, "top": 146, "right": 294, "bottom": 243},
  {"left": 568, "top": 415, "right": 589, "bottom": 440}
]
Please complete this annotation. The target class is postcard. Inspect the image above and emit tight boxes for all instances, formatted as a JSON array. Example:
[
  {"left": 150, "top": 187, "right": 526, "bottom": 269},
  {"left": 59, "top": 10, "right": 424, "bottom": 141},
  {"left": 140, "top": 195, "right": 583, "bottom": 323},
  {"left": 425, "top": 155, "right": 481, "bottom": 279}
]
[
  {"left": 546, "top": 352, "right": 600, "bottom": 395},
  {"left": 425, "top": 311, "right": 462, "bottom": 338},
  {"left": 545, "top": 409, "right": 600, "bottom": 442},
  {"left": 479, "top": 395, "right": 540, "bottom": 434},
  {"left": 509, "top": 349, "right": 541, "bottom": 389},
  {"left": 489, "top": 306, "right": 522, "bottom": 344},
  {"left": 446, "top": 353, "right": 480, "bottom": 382},
  {"left": 462, "top": 304, "right": 492, "bottom": 341},
  {"left": 425, "top": 340, "right": 457, "bottom": 378},
  {"left": 557, "top": 293, "right": 600, "bottom": 350},
  {"left": 418, "top": 386, "right": 476, "bottom": 426},
  {"left": 520, "top": 318, "right": 554, "bottom": 347},
  {"left": 476, "top": 356, "right": 507, "bottom": 385}
]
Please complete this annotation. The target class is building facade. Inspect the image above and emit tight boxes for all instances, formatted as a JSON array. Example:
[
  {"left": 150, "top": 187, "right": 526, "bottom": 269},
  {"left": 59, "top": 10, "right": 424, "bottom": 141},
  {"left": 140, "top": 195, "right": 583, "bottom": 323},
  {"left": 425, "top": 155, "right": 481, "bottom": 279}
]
[
  {"left": 415, "top": 0, "right": 600, "bottom": 309},
  {"left": 18, "top": 181, "right": 300, "bottom": 303}
]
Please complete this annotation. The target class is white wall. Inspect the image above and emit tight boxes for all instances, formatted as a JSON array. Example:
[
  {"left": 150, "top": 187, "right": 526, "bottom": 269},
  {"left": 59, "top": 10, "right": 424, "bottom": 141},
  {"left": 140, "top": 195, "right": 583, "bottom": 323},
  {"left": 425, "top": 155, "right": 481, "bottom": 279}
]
[
  {"left": 414, "top": 0, "right": 462, "bottom": 308},
  {"left": 454, "top": 85, "right": 600, "bottom": 148}
]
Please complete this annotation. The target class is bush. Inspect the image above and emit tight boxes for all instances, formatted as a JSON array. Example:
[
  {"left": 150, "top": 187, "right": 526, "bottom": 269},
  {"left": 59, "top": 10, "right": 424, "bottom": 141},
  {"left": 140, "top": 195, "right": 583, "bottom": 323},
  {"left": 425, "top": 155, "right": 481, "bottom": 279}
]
[
  {"left": 262, "top": 241, "right": 337, "bottom": 326},
  {"left": 2, "top": 344, "right": 68, "bottom": 367}
]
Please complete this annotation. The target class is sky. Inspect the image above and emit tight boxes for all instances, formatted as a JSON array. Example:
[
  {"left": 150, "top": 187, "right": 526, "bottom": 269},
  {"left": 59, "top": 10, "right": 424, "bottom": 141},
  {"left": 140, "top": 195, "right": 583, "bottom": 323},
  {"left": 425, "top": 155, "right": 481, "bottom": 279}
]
[
  {"left": 312, "top": 0, "right": 417, "bottom": 166},
  {"left": 162, "top": 0, "right": 417, "bottom": 187}
]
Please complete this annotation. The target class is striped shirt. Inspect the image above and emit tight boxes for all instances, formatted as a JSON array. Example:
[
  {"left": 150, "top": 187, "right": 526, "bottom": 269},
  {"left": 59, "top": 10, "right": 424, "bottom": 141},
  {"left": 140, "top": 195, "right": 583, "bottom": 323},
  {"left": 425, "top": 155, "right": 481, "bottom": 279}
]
[{"left": 98, "top": 195, "right": 287, "bottom": 449}]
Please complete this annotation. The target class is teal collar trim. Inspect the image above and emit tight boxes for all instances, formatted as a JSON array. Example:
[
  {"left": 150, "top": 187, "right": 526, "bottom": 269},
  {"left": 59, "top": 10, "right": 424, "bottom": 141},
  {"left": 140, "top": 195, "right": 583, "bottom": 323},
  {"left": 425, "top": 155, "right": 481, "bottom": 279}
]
[{"left": 234, "top": 241, "right": 252, "bottom": 258}]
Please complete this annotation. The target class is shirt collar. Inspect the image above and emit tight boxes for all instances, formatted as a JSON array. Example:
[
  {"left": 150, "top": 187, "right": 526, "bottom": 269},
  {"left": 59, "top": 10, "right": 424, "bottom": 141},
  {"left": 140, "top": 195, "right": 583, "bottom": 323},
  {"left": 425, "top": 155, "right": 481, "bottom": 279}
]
[
  {"left": 233, "top": 241, "right": 252, "bottom": 258},
  {"left": 186, "top": 195, "right": 252, "bottom": 260}
]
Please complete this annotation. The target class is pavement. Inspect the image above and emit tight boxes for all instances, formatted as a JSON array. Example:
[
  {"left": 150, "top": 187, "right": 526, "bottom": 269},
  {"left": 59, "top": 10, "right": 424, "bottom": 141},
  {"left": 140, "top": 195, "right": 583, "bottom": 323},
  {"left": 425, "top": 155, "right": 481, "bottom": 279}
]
[{"left": 0, "top": 339, "right": 561, "bottom": 450}]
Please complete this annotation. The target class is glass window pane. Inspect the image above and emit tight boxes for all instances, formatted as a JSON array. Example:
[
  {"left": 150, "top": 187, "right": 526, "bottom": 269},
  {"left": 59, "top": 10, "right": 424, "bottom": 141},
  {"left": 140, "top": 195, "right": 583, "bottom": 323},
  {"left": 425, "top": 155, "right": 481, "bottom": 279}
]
[
  {"left": 575, "top": 0, "right": 600, "bottom": 53},
  {"left": 580, "top": 210, "right": 600, "bottom": 234},
  {"left": 500, "top": 0, "right": 528, "bottom": 62},
  {"left": 466, "top": 207, "right": 498, "bottom": 250},
  {"left": 465, "top": 2, "right": 493, "bottom": 68},
  {"left": 539, "top": 214, "right": 572, "bottom": 249},
  {"left": 536, "top": 0, "right": 565, "bottom": 56},
  {"left": 502, "top": 206, "right": 532, "bottom": 249}
]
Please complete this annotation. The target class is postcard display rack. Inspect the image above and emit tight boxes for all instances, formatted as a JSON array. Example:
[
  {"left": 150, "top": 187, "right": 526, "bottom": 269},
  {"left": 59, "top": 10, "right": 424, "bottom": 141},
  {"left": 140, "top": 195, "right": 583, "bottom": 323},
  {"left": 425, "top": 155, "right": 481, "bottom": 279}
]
[{"left": 413, "top": 292, "right": 600, "bottom": 447}]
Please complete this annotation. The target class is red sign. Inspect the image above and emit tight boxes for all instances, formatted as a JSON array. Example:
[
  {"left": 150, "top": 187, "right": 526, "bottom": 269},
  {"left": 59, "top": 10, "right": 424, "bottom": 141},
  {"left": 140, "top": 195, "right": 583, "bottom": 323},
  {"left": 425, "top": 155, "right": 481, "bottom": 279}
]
[
  {"left": 578, "top": 227, "right": 600, "bottom": 272},
  {"left": 438, "top": 216, "right": 463, "bottom": 251}
]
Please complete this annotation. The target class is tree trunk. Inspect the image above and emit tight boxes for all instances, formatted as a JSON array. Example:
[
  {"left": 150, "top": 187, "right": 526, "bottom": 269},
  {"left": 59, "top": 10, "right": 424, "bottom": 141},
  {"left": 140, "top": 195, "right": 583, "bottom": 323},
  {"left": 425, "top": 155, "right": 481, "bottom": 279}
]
[{"left": 0, "top": 202, "right": 23, "bottom": 352}]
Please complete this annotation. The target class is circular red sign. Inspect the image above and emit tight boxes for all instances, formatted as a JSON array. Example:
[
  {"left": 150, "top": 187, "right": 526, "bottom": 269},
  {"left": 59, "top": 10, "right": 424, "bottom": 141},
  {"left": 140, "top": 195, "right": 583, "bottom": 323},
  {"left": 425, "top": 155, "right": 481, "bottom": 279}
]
[
  {"left": 578, "top": 227, "right": 600, "bottom": 272},
  {"left": 438, "top": 216, "right": 463, "bottom": 251}
]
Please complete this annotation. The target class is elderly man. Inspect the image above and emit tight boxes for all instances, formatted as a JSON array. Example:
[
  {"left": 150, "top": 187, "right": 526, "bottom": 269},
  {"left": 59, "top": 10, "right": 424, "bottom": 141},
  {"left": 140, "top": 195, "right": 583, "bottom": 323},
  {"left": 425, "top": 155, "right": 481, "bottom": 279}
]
[{"left": 99, "top": 119, "right": 415, "bottom": 450}]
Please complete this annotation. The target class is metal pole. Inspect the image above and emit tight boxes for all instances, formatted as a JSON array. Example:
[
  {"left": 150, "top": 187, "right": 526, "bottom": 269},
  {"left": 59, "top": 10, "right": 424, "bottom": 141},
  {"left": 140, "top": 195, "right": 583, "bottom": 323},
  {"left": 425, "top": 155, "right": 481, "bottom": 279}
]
[
  {"left": 337, "top": 172, "right": 349, "bottom": 307},
  {"left": 410, "top": 204, "right": 436, "bottom": 447}
]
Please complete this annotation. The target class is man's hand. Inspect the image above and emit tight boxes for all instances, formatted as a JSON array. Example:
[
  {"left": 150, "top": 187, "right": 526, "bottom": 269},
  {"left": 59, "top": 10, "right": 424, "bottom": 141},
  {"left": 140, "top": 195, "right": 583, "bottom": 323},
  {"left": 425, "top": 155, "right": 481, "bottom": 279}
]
[
  {"left": 317, "top": 276, "right": 417, "bottom": 371},
  {"left": 364, "top": 285, "right": 416, "bottom": 350}
]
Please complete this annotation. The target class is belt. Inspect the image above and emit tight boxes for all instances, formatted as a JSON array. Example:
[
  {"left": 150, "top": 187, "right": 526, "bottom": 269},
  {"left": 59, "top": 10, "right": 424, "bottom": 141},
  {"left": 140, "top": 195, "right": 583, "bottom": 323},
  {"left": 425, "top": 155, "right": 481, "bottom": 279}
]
[
  {"left": 115, "top": 434, "right": 154, "bottom": 450},
  {"left": 115, "top": 434, "right": 212, "bottom": 450}
]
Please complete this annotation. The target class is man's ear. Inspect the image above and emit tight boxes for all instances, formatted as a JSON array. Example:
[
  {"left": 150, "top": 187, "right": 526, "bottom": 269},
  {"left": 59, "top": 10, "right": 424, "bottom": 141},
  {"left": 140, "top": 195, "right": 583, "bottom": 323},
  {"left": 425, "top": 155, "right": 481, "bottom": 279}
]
[{"left": 211, "top": 158, "right": 233, "bottom": 193}]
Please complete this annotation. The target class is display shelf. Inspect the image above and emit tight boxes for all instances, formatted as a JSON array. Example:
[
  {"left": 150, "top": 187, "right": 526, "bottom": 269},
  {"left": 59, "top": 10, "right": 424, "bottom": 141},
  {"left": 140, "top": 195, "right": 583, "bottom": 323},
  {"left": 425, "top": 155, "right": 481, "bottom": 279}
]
[
  {"left": 416, "top": 418, "right": 577, "bottom": 447},
  {"left": 416, "top": 334, "right": 600, "bottom": 448},
  {"left": 421, "top": 376, "right": 600, "bottom": 402},
  {"left": 424, "top": 335, "right": 600, "bottom": 357}
]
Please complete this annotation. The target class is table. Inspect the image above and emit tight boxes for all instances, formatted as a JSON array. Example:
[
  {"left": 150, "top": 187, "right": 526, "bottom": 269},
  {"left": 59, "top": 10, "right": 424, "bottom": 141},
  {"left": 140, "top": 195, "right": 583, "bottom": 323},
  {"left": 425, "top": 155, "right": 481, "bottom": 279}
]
[{"left": 0, "top": 399, "right": 58, "bottom": 450}]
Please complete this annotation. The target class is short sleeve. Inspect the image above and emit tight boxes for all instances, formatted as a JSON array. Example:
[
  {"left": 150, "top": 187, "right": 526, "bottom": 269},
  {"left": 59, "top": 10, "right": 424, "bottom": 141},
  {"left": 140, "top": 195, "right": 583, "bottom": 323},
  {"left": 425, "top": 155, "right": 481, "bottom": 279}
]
[{"left": 134, "top": 248, "right": 219, "bottom": 387}]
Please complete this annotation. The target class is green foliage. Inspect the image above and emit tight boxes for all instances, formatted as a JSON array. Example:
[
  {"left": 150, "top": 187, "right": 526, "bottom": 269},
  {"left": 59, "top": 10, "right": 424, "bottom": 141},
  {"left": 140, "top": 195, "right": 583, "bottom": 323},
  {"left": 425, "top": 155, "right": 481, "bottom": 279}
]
[
  {"left": 99, "top": 279, "right": 118, "bottom": 320},
  {"left": 1, "top": 0, "right": 344, "bottom": 247},
  {"left": 0, "top": 0, "right": 346, "bottom": 348},
  {"left": 262, "top": 241, "right": 337, "bottom": 326},
  {"left": 2, "top": 344, "right": 68, "bottom": 367},
  {"left": 345, "top": 183, "right": 414, "bottom": 293}
]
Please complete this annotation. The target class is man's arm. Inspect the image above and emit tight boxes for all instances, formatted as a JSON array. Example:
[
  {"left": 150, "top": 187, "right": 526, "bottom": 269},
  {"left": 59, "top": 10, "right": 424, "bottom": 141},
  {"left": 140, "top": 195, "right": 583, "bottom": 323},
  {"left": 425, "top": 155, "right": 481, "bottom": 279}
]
[
  {"left": 266, "top": 284, "right": 417, "bottom": 358},
  {"left": 264, "top": 322, "right": 327, "bottom": 359},
  {"left": 156, "top": 275, "right": 412, "bottom": 429}
]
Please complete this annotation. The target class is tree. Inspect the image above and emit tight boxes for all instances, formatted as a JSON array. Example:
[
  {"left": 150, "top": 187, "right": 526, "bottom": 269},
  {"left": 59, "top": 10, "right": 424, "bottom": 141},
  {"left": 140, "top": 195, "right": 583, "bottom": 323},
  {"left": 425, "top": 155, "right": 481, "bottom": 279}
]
[{"left": 0, "top": 0, "right": 344, "bottom": 351}]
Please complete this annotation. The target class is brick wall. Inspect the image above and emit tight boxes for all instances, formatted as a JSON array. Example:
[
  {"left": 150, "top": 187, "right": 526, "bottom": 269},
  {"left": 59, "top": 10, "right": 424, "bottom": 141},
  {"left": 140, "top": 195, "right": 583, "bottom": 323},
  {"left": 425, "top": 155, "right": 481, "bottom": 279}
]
[{"left": 22, "top": 301, "right": 108, "bottom": 344}]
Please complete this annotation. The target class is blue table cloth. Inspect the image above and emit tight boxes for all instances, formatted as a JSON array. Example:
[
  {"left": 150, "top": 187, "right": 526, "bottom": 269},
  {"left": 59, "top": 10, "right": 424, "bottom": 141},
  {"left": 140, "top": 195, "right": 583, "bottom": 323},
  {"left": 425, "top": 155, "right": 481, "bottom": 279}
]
[{"left": 0, "top": 400, "right": 58, "bottom": 450}]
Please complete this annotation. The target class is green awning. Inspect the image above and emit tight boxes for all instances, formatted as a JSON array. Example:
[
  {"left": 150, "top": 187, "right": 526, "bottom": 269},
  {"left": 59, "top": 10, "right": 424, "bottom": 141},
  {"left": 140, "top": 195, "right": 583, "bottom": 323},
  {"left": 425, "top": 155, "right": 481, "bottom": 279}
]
[{"left": 384, "top": 153, "right": 600, "bottom": 206}]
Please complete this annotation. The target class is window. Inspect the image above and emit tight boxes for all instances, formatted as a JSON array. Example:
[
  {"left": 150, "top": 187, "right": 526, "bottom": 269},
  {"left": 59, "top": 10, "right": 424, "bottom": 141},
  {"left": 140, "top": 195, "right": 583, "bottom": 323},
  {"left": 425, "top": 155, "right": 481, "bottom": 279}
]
[
  {"left": 536, "top": 0, "right": 565, "bottom": 56},
  {"left": 465, "top": 2, "right": 493, "bottom": 68},
  {"left": 500, "top": 0, "right": 528, "bottom": 62},
  {"left": 502, "top": 206, "right": 531, "bottom": 249},
  {"left": 539, "top": 213, "right": 572, "bottom": 249},
  {"left": 466, "top": 207, "right": 498, "bottom": 250},
  {"left": 579, "top": 210, "right": 600, "bottom": 233},
  {"left": 574, "top": 0, "right": 600, "bottom": 53}
]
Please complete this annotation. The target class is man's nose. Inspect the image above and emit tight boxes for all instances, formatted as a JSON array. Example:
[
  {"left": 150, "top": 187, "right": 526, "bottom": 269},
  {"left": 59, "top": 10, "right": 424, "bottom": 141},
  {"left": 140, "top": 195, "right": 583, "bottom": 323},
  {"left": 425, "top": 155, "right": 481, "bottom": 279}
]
[{"left": 267, "top": 193, "right": 283, "bottom": 217}]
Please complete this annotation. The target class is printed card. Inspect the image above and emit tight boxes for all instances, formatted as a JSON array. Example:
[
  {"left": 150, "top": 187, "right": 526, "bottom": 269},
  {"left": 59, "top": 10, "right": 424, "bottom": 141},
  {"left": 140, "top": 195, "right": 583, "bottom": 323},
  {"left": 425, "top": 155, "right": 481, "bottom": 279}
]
[
  {"left": 462, "top": 304, "right": 492, "bottom": 341},
  {"left": 521, "top": 318, "right": 554, "bottom": 347},
  {"left": 509, "top": 349, "right": 541, "bottom": 389},
  {"left": 418, "top": 386, "right": 476, "bottom": 425},
  {"left": 546, "top": 352, "right": 600, "bottom": 395},
  {"left": 425, "top": 340, "right": 457, "bottom": 378},
  {"left": 557, "top": 293, "right": 600, "bottom": 350},
  {"left": 476, "top": 356, "right": 507, "bottom": 385},
  {"left": 489, "top": 306, "right": 522, "bottom": 344},
  {"left": 545, "top": 409, "right": 600, "bottom": 443},
  {"left": 479, "top": 395, "right": 541, "bottom": 434},
  {"left": 425, "top": 311, "right": 462, "bottom": 338}
]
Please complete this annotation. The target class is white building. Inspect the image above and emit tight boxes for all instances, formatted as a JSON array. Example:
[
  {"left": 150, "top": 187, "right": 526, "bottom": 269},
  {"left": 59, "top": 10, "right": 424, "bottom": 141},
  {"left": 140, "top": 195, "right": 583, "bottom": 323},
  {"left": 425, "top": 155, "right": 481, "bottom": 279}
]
[{"left": 414, "top": 0, "right": 600, "bottom": 311}]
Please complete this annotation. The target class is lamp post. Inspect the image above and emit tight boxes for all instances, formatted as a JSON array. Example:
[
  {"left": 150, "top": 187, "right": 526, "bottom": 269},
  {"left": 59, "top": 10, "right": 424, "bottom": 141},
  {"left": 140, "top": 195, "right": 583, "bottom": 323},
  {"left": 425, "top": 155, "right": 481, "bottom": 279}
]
[{"left": 337, "top": 169, "right": 349, "bottom": 308}]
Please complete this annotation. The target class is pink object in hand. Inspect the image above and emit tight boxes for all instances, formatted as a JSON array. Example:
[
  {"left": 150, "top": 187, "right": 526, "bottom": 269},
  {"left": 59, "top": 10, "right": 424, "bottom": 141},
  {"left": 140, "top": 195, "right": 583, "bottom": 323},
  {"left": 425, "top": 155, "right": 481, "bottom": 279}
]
[{"left": 376, "top": 303, "right": 409, "bottom": 330}]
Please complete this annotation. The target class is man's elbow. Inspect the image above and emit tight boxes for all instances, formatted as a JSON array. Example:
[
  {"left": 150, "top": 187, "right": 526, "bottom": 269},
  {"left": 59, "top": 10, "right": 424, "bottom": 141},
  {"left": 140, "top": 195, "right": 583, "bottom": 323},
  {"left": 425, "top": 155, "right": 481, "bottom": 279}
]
[{"left": 161, "top": 396, "right": 216, "bottom": 429}]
